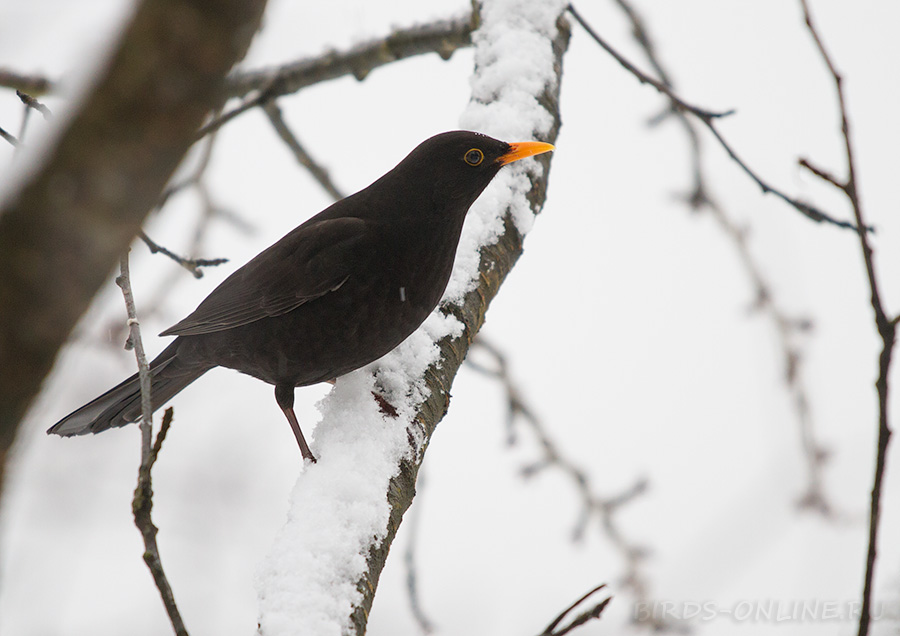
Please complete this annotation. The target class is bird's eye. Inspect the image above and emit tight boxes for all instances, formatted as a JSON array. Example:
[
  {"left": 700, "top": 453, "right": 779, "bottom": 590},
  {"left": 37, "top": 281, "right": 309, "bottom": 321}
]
[{"left": 464, "top": 148, "right": 484, "bottom": 166}]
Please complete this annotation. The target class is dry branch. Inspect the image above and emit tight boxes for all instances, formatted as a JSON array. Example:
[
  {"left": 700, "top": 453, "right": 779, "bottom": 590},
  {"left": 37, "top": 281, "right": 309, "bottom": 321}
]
[
  {"left": 263, "top": 101, "right": 346, "bottom": 201},
  {"left": 117, "top": 253, "right": 187, "bottom": 635},
  {"left": 226, "top": 15, "right": 474, "bottom": 100},
  {"left": 538, "top": 584, "right": 612, "bottom": 636},
  {"left": 197, "top": 15, "right": 474, "bottom": 141},
  {"left": 467, "top": 336, "right": 654, "bottom": 611},
  {"left": 139, "top": 231, "right": 229, "bottom": 279},
  {"left": 604, "top": 0, "right": 831, "bottom": 516},
  {"left": 567, "top": 3, "right": 863, "bottom": 233},
  {"left": 796, "top": 3, "right": 897, "bottom": 635}
]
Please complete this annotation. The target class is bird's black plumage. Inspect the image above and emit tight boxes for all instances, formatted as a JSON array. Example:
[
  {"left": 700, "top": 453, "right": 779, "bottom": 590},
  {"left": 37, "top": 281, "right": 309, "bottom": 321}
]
[{"left": 48, "top": 131, "right": 554, "bottom": 461}]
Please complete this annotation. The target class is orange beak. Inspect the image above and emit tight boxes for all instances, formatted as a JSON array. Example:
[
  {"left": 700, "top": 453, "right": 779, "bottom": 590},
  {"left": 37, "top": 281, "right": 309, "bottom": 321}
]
[{"left": 498, "top": 141, "right": 555, "bottom": 166}]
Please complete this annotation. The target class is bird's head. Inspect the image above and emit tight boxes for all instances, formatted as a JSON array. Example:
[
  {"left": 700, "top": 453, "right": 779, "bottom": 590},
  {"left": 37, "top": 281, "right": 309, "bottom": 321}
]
[{"left": 371, "top": 130, "right": 554, "bottom": 221}]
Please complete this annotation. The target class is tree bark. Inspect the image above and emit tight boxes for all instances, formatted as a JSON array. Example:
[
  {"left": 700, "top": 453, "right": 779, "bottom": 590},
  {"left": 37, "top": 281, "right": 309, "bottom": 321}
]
[
  {"left": 0, "top": 0, "right": 268, "bottom": 494},
  {"left": 348, "top": 12, "right": 570, "bottom": 635}
]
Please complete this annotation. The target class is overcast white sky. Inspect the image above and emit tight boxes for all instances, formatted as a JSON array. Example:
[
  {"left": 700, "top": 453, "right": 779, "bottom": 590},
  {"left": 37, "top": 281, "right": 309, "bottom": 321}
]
[{"left": 2, "top": 1, "right": 900, "bottom": 635}]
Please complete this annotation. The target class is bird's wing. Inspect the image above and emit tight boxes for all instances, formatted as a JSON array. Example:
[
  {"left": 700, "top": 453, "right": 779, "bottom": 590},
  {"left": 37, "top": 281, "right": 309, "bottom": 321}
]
[{"left": 161, "top": 217, "right": 370, "bottom": 336}]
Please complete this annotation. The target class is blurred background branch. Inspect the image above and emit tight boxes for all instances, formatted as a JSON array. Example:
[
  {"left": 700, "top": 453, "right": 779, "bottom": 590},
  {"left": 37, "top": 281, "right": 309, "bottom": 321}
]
[{"left": 0, "top": 0, "right": 268, "bottom": 499}]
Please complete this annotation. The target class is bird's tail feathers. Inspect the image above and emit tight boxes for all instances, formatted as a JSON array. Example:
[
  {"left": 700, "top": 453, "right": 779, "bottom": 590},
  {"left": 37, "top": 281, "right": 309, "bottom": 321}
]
[{"left": 48, "top": 342, "right": 207, "bottom": 437}]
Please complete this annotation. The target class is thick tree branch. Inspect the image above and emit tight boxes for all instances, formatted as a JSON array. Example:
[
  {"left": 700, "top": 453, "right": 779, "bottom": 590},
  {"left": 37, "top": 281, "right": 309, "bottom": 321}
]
[
  {"left": 345, "top": 13, "right": 569, "bottom": 634},
  {"left": 0, "top": 0, "right": 268, "bottom": 493},
  {"left": 227, "top": 14, "right": 474, "bottom": 100},
  {"left": 254, "top": 5, "right": 566, "bottom": 629}
]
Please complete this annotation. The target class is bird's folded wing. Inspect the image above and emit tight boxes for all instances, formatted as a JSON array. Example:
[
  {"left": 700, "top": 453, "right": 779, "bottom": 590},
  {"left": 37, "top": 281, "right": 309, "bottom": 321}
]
[{"left": 161, "top": 217, "right": 369, "bottom": 336}]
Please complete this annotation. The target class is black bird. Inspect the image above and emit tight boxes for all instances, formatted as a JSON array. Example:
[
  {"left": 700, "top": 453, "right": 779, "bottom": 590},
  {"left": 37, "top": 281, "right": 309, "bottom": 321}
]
[{"left": 49, "top": 131, "right": 554, "bottom": 462}]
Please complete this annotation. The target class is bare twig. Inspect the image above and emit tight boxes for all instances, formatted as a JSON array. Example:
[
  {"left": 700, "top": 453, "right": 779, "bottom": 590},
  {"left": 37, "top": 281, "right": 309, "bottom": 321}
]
[
  {"left": 14, "top": 92, "right": 51, "bottom": 157},
  {"left": 797, "top": 4, "right": 896, "bottom": 635},
  {"left": 798, "top": 157, "right": 843, "bottom": 190},
  {"left": 117, "top": 253, "right": 188, "bottom": 636},
  {"left": 127, "top": 127, "right": 251, "bottom": 337},
  {"left": 567, "top": 3, "right": 864, "bottom": 233},
  {"left": 132, "top": 408, "right": 186, "bottom": 636},
  {"left": 139, "top": 231, "right": 229, "bottom": 279},
  {"left": 226, "top": 14, "right": 474, "bottom": 99},
  {"left": 0, "top": 125, "right": 17, "bottom": 147},
  {"left": 194, "top": 89, "right": 266, "bottom": 141},
  {"left": 117, "top": 253, "right": 153, "bottom": 438},
  {"left": 157, "top": 120, "right": 222, "bottom": 210},
  {"left": 567, "top": 4, "right": 730, "bottom": 121},
  {"left": 263, "top": 101, "right": 346, "bottom": 201},
  {"left": 605, "top": 0, "right": 832, "bottom": 516},
  {"left": 466, "top": 337, "right": 661, "bottom": 625},
  {"left": 538, "top": 584, "right": 612, "bottom": 636},
  {"left": 198, "top": 15, "right": 474, "bottom": 141},
  {"left": 16, "top": 90, "right": 51, "bottom": 119}
]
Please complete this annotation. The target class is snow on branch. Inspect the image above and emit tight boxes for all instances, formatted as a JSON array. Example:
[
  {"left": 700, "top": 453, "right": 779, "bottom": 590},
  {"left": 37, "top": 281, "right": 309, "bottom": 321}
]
[{"left": 254, "top": 2, "right": 569, "bottom": 635}]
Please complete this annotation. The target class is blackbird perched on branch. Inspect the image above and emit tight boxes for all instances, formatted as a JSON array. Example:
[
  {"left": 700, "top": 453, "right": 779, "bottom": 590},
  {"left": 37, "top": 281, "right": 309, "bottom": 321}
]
[{"left": 49, "top": 131, "right": 554, "bottom": 462}]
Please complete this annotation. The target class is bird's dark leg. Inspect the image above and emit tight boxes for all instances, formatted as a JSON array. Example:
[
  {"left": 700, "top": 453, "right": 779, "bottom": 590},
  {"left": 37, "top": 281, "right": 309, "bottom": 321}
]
[{"left": 275, "top": 384, "right": 316, "bottom": 463}]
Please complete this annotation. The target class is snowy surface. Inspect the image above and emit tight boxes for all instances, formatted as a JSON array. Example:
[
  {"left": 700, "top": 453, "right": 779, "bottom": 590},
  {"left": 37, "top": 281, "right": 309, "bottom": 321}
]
[
  {"left": 2, "top": 1, "right": 900, "bottom": 636},
  {"left": 256, "top": 2, "right": 566, "bottom": 632},
  {"left": 447, "top": 0, "right": 566, "bottom": 301}
]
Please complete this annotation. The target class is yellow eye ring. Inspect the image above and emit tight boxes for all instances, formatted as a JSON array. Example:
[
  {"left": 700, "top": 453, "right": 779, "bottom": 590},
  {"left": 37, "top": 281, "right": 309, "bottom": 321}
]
[{"left": 464, "top": 148, "right": 484, "bottom": 166}]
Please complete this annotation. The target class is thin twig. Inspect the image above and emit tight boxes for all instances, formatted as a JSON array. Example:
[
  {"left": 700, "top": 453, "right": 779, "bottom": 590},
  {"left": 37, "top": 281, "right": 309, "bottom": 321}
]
[
  {"left": 263, "top": 101, "right": 346, "bottom": 201},
  {"left": 538, "top": 584, "right": 612, "bottom": 636},
  {"left": 567, "top": 5, "right": 730, "bottom": 121},
  {"left": 117, "top": 253, "right": 189, "bottom": 636},
  {"left": 139, "top": 231, "right": 229, "bottom": 279},
  {"left": 130, "top": 127, "right": 249, "bottom": 335},
  {"left": 197, "top": 15, "right": 475, "bottom": 141},
  {"left": 132, "top": 408, "right": 186, "bottom": 636},
  {"left": 117, "top": 252, "right": 153, "bottom": 439},
  {"left": 194, "top": 88, "right": 269, "bottom": 141},
  {"left": 797, "top": 4, "right": 896, "bottom": 636},
  {"left": 14, "top": 91, "right": 50, "bottom": 157},
  {"left": 798, "top": 157, "right": 843, "bottom": 189},
  {"left": 16, "top": 90, "right": 51, "bottom": 119},
  {"left": 157, "top": 120, "right": 222, "bottom": 210},
  {"left": 15, "top": 106, "right": 31, "bottom": 158},
  {"left": 0, "top": 125, "right": 17, "bottom": 147},
  {"left": 566, "top": 3, "right": 864, "bottom": 233},
  {"left": 466, "top": 337, "right": 660, "bottom": 624},
  {"left": 606, "top": 0, "right": 833, "bottom": 516}
]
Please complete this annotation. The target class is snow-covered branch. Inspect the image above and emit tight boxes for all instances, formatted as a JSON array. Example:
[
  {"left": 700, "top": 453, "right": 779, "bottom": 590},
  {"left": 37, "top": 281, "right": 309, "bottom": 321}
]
[{"left": 254, "top": 2, "right": 570, "bottom": 634}]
